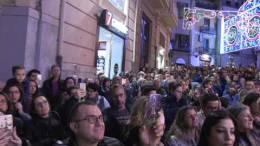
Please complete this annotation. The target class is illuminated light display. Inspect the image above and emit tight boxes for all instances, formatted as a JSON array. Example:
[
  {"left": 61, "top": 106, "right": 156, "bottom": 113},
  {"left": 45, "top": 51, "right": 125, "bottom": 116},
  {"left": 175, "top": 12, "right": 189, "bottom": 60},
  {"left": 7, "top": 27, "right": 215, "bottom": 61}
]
[
  {"left": 182, "top": 0, "right": 260, "bottom": 54},
  {"left": 222, "top": 0, "right": 259, "bottom": 54}
]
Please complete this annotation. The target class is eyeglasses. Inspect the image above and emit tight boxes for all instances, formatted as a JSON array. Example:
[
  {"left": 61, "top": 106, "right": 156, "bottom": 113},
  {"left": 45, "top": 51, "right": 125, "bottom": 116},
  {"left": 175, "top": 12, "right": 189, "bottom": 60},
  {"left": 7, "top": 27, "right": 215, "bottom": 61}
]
[{"left": 74, "top": 115, "right": 104, "bottom": 124}]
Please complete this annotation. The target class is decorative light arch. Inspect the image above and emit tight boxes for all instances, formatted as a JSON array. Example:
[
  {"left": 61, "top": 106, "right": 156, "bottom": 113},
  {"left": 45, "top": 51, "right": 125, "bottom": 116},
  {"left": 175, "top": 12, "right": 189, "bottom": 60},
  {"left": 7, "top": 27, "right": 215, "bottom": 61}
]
[{"left": 182, "top": 0, "right": 260, "bottom": 54}]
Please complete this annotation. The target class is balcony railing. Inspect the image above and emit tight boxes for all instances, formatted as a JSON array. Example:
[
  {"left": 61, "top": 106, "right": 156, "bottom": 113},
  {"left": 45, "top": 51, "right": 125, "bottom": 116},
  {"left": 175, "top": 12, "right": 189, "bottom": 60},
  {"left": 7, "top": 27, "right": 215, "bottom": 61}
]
[{"left": 199, "top": 25, "right": 216, "bottom": 35}]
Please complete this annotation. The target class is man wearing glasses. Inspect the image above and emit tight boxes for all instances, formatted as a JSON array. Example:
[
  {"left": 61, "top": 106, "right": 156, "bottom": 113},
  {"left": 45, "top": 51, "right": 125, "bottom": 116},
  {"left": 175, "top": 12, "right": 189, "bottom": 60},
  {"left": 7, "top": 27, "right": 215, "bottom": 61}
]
[{"left": 59, "top": 100, "right": 123, "bottom": 146}]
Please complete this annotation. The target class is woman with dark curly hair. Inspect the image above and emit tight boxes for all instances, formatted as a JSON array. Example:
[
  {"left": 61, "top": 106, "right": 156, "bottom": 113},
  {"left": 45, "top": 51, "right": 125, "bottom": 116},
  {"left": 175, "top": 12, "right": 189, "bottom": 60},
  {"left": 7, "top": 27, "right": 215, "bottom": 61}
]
[{"left": 198, "top": 109, "right": 238, "bottom": 146}]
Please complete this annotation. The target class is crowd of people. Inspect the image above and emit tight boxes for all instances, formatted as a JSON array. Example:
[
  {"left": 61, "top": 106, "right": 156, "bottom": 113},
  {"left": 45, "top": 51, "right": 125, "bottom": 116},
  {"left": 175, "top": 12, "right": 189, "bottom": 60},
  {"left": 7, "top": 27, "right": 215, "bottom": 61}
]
[{"left": 0, "top": 64, "right": 259, "bottom": 146}]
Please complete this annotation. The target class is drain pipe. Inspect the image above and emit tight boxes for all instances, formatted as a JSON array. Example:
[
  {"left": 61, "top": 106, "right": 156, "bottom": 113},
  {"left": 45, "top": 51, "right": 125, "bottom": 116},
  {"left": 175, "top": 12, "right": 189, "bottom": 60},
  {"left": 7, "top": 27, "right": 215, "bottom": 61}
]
[
  {"left": 35, "top": 0, "right": 43, "bottom": 69},
  {"left": 56, "top": 0, "right": 66, "bottom": 68},
  {"left": 132, "top": 0, "right": 140, "bottom": 63}
]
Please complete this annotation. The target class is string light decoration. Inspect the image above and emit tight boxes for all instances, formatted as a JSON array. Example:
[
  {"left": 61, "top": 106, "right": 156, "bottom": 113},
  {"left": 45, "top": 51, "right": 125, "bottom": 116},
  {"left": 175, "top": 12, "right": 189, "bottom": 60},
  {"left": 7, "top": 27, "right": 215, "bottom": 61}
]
[
  {"left": 222, "top": 0, "right": 259, "bottom": 54},
  {"left": 183, "top": 0, "right": 259, "bottom": 30},
  {"left": 183, "top": 0, "right": 259, "bottom": 54}
]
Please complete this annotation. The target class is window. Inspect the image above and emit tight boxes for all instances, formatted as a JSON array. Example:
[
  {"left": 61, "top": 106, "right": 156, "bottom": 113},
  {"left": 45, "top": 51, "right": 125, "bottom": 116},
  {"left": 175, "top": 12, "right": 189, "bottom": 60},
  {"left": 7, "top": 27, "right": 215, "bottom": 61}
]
[
  {"left": 203, "top": 39, "right": 209, "bottom": 52},
  {"left": 175, "top": 34, "right": 189, "bottom": 51},
  {"left": 140, "top": 15, "right": 150, "bottom": 67},
  {"left": 109, "top": 0, "right": 126, "bottom": 12},
  {"left": 204, "top": 18, "right": 210, "bottom": 30},
  {"left": 177, "top": 2, "right": 188, "bottom": 19},
  {"left": 97, "top": 27, "right": 125, "bottom": 78}
]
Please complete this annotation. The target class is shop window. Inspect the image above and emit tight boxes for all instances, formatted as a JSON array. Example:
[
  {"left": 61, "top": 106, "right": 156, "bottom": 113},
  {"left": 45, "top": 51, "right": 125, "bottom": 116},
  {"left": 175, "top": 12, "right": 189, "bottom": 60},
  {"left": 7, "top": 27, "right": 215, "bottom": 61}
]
[{"left": 97, "top": 27, "right": 125, "bottom": 79}]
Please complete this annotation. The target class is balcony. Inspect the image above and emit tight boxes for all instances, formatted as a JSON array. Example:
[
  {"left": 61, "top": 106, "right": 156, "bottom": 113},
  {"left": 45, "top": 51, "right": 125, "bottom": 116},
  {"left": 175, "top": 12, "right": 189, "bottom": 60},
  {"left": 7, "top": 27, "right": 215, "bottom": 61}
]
[
  {"left": 158, "top": 0, "right": 178, "bottom": 27},
  {"left": 199, "top": 25, "right": 216, "bottom": 35}
]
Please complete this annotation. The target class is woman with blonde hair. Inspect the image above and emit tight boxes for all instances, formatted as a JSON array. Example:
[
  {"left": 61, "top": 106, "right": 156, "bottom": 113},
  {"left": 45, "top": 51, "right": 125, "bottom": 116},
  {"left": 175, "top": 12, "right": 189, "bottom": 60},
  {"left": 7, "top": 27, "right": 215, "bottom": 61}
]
[
  {"left": 165, "top": 106, "right": 199, "bottom": 146},
  {"left": 125, "top": 94, "right": 165, "bottom": 146}
]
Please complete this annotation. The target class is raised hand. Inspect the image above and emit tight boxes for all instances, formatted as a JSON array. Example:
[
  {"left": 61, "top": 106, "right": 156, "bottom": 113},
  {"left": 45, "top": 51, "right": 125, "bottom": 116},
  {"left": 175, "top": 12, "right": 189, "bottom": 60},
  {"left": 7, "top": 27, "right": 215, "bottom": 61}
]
[{"left": 9, "top": 127, "right": 22, "bottom": 146}]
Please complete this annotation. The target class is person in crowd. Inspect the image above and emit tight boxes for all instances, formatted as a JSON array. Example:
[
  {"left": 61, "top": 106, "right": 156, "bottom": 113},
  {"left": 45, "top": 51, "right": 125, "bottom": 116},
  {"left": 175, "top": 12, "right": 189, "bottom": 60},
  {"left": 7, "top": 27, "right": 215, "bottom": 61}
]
[
  {"left": 201, "top": 78, "right": 217, "bottom": 96},
  {"left": 42, "top": 64, "right": 63, "bottom": 110},
  {"left": 58, "top": 100, "right": 123, "bottom": 146},
  {"left": 58, "top": 87, "right": 86, "bottom": 131},
  {"left": 243, "top": 92, "right": 260, "bottom": 129},
  {"left": 63, "top": 77, "right": 76, "bottom": 91},
  {"left": 154, "top": 78, "right": 167, "bottom": 98},
  {"left": 23, "top": 80, "right": 40, "bottom": 113},
  {"left": 4, "top": 84, "right": 31, "bottom": 123},
  {"left": 165, "top": 106, "right": 199, "bottom": 146},
  {"left": 197, "top": 109, "right": 238, "bottom": 146},
  {"left": 99, "top": 77, "right": 111, "bottom": 99},
  {"left": 104, "top": 84, "right": 130, "bottom": 142},
  {"left": 141, "top": 84, "right": 157, "bottom": 96},
  {"left": 58, "top": 77, "right": 77, "bottom": 108},
  {"left": 126, "top": 95, "right": 165, "bottom": 146},
  {"left": 180, "top": 78, "right": 191, "bottom": 100},
  {"left": 26, "top": 69, "right": 41, "bottom": 86},
  {"left": 112, "top": 76, "right": 122, "bottom": 85},
  {"left": 188, "top": 84, "right": 202, "bottom": 108},
  {"left": 239, "top": 80, "right": 255, "bottom": 102},
  {"left": 223, "top": 83, "right": 240, "bottom": 107},
  {"left": 255, "top": 81, "right": 260, "bottom": 92},
  {"left": 27, "top": 95, "right": 66, "bottom": 146},
  {"left": 86, "top": 82, "right": 110, "bottom": 112},
  {"left": 123, "top": 76, "right": 136, "bottom": 111},
  {"left": 0, "top": 92, "right": 29, "bottom": 146},
  {"left": 4, "top": 65, "right": 30, "bottom": 100},
  {"left": 229, "top": 103, "right": 260, "bottom": 146},
  {"left": 238, "top": 77, "right": 246, "bottom": 92},
  {"left": 161, "top": 82, "right": 188, "bottom": 130},
  {"left": 197, "top": 93, "right": 222, "bottom": 129}
]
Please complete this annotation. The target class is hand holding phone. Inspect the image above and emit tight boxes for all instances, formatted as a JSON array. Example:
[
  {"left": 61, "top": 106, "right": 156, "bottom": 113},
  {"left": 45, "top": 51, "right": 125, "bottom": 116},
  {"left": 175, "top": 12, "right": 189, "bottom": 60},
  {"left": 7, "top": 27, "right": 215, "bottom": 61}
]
[
  {"left": 79, "top": 83, "right": 86, "bottom": 91},
  {"left": 0, "top": 115, "right": 13, "bottom": 132},
  {"left": 144, "top": 94, "right": 162, "bottom": 128}
]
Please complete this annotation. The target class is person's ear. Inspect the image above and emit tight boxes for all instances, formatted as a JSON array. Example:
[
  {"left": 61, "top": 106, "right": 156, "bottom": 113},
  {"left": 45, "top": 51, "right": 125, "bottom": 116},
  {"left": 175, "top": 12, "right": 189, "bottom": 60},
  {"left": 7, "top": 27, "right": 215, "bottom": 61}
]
[{"left": 69, "top": 122, "right": 79, "bottom": 133}]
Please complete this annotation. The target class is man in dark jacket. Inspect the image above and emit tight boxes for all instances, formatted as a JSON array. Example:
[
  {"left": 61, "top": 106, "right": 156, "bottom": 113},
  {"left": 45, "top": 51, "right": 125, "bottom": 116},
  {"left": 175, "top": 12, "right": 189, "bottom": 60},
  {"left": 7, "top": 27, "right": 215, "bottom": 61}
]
[
  {"left": 41, "top": 65, "right": 63, "bottom": 110},
  {"left": 55, "top": 100, "right": 123, "bottom": 146},
  {"left": 161, "top": 82, "right": 188, "bottom": 130}
]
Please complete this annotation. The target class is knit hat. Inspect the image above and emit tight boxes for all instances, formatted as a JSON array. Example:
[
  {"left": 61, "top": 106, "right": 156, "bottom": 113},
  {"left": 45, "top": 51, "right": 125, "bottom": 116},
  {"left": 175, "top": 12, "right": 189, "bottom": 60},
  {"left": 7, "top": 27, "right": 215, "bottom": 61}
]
[{"left": 228, "top": 103, "right": 248, "bottom": 119}]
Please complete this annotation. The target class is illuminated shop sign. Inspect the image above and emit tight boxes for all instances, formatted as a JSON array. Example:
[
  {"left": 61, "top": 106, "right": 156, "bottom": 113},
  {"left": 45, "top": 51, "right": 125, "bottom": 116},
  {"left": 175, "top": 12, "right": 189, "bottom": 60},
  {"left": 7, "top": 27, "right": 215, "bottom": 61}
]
[{"left": 100, "top": 10, "right": 128, "bottom": 35}]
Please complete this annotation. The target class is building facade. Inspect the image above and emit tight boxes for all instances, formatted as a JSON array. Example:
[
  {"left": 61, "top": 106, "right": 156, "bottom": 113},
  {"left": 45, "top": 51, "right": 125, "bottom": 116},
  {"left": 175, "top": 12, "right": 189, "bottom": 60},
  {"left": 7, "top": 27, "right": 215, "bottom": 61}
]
[
  {"left": 133, "top": 0, "right": 177, "bottom": 71},
  {"left": 170, "top": 0, "right": 191, "bottom": 65},
  {"left": 190, "top": 0, "right": 219, "bottom": 66},
  {"left": 0, "top": 0, "right": 177, "bottom": 82}
]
